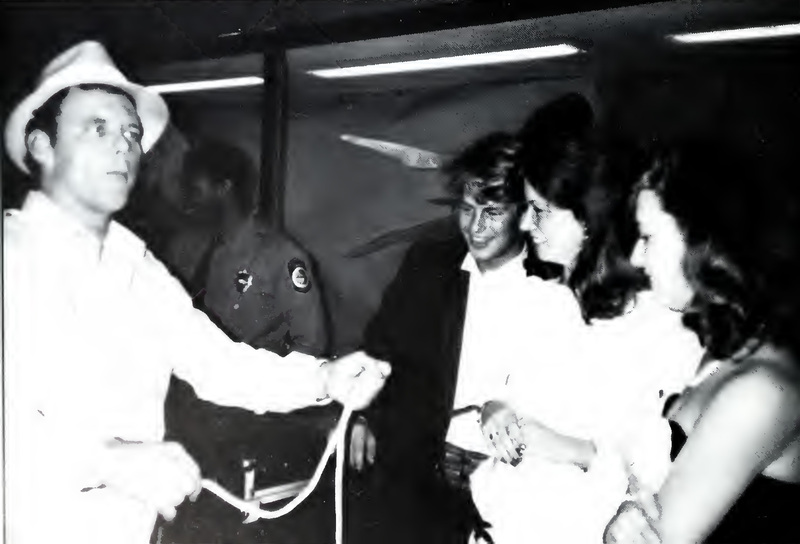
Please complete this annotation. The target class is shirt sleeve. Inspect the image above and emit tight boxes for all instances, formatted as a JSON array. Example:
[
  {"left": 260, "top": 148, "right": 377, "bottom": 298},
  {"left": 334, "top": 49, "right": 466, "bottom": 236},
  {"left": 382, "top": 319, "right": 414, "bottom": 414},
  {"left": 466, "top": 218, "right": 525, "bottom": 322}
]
[
  {"left": 143, "top": 253, "right": 331, "bottom": 414},
  {"left": 585, "top": 299, "right": 703, "bottom": 491}
]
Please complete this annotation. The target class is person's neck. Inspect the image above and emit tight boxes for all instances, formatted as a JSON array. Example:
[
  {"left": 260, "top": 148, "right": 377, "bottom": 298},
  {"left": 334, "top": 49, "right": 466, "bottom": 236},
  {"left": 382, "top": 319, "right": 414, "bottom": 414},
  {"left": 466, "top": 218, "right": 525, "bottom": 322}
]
[
  {"left": 188, "top": 205, "right": 245, "bottom": 237},
  {"left": 475, "top": 241, "right": 524, "bottom": 273},
  {"left": 43, "top": 187, "right": 111, "bottom": 240},
  {"left": 557, "top": 251, "right": 581, "bottom": 284},
  {"left": 221, "top": 205, "right": 246, "bottom": 232}
]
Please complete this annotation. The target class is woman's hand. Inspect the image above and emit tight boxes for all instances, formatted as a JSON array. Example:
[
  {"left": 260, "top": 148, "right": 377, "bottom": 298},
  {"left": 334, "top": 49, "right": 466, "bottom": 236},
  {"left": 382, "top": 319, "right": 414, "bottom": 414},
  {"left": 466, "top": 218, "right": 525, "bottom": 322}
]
[
  {"left": 479, "top": 401, "right": 599, "bottom": 470},
  {"left": 480, "top": 401, "right": 524, "bottom": 465},
  {"left": 604, "top": 497, "right": 662, "bottom": 544}
]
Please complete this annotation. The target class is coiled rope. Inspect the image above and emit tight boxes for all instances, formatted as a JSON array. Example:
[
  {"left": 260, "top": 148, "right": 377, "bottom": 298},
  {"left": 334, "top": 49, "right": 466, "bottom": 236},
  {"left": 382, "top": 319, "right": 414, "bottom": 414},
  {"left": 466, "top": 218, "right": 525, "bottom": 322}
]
[{"left": 201, "top": 405, "right": 354, "bottom": 544}]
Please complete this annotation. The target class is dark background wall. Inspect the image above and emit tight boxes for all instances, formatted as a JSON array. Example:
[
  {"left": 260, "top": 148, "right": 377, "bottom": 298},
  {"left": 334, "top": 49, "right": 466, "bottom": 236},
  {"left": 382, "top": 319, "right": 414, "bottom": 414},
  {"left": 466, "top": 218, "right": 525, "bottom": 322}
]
[{"left": 156, "top": 90, "right": 265, "bottom": 207}]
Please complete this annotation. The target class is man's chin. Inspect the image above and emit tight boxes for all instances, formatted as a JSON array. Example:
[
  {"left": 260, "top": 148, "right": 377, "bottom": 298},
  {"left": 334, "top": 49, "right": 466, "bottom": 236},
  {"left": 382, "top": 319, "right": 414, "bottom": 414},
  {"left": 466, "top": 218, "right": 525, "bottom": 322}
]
[{"left": 468, "top": 246, "right": 496, "bottom": 262}]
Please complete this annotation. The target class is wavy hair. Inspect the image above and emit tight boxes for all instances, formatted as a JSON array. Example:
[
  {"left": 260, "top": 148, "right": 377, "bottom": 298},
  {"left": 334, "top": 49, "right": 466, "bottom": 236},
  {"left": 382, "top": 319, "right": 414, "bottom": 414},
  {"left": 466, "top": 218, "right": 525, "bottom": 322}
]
[
  {"left": 515, "top": 94, "right": 648, "bottom": 321},
  {"left": 442, "top": 132, "right": 524, "bottom": 205},
  {"left": 637, "top": 139, "right": 791, "bottom": 359}
]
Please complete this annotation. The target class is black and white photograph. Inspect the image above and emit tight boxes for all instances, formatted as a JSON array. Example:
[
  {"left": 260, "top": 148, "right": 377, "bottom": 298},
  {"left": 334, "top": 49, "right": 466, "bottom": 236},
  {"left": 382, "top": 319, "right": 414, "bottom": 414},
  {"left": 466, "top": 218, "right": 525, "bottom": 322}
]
[{"left": 2, "top": 1, "right": 800, "bottom": 543}]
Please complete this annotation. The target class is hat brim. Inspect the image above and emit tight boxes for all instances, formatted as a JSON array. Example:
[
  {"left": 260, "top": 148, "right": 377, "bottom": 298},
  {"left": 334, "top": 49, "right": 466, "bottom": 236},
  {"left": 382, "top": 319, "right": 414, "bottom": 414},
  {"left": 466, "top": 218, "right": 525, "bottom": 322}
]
[{"left": 5, "top": 75, "right": 168, "bottom": 174}]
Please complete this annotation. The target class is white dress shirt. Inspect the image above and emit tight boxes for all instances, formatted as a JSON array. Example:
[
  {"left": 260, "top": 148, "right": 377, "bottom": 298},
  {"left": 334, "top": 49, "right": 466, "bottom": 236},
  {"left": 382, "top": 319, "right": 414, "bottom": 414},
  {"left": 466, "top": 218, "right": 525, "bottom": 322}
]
[
  {"left": 468, "top": 287, "right": 704, "bottom": 544},
  {"left": 445, "top": 251, "right": 585, "bottom": 453},
  {"left": 4, "top": 191, "right": 330, "bottom": 544}
]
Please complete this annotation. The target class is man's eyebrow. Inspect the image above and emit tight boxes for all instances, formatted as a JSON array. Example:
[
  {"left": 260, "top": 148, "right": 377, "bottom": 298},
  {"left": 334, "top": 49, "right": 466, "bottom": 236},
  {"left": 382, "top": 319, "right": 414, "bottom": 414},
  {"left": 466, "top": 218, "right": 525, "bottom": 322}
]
[{"left": 91, "top": 118, "right": 106, "bottom": 124}]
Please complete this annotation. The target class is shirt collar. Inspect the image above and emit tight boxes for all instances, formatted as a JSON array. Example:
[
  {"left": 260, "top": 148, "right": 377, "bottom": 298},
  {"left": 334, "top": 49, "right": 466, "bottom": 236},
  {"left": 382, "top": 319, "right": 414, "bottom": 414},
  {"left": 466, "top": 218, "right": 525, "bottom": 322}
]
[
  {"left": 21, "top": 190, "right": 147, "bottom": 261},
  {"left": 461, "top": 247, "right": 527, "bottom": 280}
]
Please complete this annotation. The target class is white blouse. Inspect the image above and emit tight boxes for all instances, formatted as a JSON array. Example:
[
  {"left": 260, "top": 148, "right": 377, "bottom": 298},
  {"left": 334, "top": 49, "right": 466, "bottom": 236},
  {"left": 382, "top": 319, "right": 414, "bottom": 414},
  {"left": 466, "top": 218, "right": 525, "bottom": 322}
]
[{"left": 469, "top": 287, "right": 704, "bottom": 544}]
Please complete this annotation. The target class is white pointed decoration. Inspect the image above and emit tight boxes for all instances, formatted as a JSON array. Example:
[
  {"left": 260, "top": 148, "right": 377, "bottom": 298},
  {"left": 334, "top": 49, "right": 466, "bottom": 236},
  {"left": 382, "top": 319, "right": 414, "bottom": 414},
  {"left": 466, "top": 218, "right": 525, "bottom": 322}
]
[{"left": 340, "top": 134, "right": 444, "bottom": 169}]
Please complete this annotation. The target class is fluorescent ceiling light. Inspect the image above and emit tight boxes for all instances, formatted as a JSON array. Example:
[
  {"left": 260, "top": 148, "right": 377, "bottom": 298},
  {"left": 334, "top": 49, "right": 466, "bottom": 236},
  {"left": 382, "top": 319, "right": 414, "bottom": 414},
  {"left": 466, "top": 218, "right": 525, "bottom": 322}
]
[
  {"left": 146, "top": 76, "right": 264, "bottom": 94},
  {"left": 670, "top": 22, "right": 800, "bottom": 44},
  {"left": 308, "top": 44, "right": 581, "bottom": 78}
]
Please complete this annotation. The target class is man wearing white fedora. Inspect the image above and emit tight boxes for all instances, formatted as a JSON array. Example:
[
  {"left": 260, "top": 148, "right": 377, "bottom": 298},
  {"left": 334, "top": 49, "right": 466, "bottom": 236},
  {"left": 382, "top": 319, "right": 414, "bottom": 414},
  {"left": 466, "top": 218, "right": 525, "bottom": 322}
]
[{"left": 3, "top": 41, "right": 390, "bottom": 544}]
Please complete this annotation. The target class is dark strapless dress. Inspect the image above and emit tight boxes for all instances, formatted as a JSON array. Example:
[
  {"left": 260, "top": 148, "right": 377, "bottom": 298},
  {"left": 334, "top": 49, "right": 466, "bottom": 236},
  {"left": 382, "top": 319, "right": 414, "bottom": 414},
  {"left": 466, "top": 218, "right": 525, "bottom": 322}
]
[{"left": 665, "top": 395, "right": 800, "bottom": 543}]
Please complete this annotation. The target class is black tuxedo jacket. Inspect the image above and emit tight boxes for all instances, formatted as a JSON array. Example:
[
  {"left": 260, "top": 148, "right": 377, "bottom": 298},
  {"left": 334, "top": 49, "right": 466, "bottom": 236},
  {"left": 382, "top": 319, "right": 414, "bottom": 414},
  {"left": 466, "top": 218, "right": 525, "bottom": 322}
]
[{"left": 362, "top": 219, "right": 470, "bottom": 486}]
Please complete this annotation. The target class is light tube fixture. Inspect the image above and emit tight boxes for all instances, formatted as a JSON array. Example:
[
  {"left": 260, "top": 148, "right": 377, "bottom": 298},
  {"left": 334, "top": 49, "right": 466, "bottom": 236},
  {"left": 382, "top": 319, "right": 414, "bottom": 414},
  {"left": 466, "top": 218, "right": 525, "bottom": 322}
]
[
  {"left": 146, "top": 76, "right": 264, "bottom": 94},
  {"left": 308, "top": 43, "right": 582, "bottom": 78},
  {"left": 669, "top": 22, "right": 800, "bottom": 44}
]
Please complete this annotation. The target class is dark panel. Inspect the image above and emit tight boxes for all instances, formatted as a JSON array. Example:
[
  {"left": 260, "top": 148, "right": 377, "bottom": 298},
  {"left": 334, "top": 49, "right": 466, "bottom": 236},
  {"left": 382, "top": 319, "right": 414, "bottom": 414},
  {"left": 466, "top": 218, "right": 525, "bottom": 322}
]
[{"left": 262, "top": 48, "right": 290, "bottom": 227}]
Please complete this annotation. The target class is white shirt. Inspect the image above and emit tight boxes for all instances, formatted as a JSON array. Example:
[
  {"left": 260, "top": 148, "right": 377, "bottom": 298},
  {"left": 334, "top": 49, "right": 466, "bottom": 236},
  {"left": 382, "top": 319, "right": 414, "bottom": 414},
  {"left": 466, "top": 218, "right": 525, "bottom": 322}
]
[
  {"left": 445, "top": 251, "right": 585, "bottom": 453},
  {"left": 469, "top": 289, "right": 703, "bottom": 543},
  {"left": 4, "top": 191, "right": 330, "bottom": 544}
]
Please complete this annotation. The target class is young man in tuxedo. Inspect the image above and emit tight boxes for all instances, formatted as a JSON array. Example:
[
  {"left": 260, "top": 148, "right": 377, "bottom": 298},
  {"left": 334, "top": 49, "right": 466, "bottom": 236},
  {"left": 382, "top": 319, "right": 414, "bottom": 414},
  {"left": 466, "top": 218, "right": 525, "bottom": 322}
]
[{"left": 348, "top": 132, "right": 534, "bottom": 544}]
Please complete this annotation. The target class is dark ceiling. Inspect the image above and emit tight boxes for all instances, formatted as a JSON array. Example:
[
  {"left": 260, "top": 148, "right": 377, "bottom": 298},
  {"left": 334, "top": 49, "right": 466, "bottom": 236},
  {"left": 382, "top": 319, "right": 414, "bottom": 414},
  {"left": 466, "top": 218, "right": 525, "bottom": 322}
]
[
  {"left": 0, "top": 1, "right": 700, "bottom": 78},
  {"left": 4, "top": 1, "right": 799, "bottom": 78},
  {"left": 2, "top": 1, "right": 800, "bottom": 105}
]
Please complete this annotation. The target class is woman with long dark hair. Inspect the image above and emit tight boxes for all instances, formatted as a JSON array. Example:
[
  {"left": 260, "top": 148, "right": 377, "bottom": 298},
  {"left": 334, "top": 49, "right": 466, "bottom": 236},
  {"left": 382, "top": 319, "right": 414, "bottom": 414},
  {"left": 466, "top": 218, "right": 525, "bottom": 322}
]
[
  {"left": 603, "top": 141, "right": 800, "bottom": 544},
  {"left": 468, "top": 95, "right": 703, "bottom": 544}
]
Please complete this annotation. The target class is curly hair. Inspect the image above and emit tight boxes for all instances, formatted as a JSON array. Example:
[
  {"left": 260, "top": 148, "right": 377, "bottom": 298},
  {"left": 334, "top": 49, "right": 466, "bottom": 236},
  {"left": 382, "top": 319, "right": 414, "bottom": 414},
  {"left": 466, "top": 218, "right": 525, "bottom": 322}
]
[
  {"left": 637, "top": 139, "right": 790, "bottom": 359},
  {"left": 515, "top": 94, "right": 648, "bottom": 321}
]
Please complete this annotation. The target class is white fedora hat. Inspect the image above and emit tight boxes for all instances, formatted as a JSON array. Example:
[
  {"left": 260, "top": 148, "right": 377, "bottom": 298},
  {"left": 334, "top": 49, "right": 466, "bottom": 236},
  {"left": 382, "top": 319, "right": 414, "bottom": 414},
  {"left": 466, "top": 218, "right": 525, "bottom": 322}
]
[{"left": 4, "top": 40, "right": 169, "bottom": 174}]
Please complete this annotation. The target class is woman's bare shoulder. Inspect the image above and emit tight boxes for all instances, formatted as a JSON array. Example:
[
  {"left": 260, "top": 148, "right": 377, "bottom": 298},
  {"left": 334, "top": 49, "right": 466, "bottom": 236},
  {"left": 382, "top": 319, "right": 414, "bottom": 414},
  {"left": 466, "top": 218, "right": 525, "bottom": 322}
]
[{"left": 718, "top": 345, "right": 800, "bottom": 422}]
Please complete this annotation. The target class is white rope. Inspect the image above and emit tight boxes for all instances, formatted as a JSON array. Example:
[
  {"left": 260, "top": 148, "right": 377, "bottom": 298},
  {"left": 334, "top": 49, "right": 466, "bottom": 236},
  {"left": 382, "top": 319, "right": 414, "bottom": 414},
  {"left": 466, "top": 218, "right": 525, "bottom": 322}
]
[
  {"left": 335, "top": 405, "right": 348, "bottom": 544},
  {"left": 201, "top": 405, "right": 355, "bottom": 544}
]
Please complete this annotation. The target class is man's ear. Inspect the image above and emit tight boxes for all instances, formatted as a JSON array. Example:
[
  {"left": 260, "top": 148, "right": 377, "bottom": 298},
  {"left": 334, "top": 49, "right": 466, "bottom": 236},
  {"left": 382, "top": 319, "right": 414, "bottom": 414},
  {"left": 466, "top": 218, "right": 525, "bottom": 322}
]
[{"left": 26, "top": 129, "right": 55, "bottom": 171}]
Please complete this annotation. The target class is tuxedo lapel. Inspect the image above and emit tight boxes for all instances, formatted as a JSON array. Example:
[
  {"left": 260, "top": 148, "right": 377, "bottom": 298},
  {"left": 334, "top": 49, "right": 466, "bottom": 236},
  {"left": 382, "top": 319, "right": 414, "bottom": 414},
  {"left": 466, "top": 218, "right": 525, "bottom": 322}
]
[{"left": 439, "top": 268, "right": 470, "bottom": 423}]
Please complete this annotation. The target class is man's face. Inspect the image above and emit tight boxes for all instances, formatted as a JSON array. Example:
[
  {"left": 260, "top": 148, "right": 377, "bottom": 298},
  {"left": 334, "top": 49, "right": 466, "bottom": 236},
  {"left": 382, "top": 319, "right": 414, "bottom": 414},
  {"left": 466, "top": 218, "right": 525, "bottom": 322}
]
[
  {"left": 457, "top": 182, "right": 523, "bottom": 267},
  {"left": 39, "top": 87, "right": 143, "bottom": 217}
]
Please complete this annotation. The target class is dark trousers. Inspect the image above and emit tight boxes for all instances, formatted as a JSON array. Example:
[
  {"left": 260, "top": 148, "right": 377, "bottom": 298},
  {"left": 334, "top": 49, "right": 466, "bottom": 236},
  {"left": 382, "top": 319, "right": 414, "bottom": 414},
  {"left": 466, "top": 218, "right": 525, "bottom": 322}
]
[{"left": 347, "top": 463, "right": 481, "bottom": 544}]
